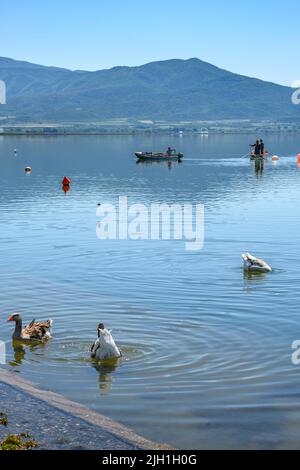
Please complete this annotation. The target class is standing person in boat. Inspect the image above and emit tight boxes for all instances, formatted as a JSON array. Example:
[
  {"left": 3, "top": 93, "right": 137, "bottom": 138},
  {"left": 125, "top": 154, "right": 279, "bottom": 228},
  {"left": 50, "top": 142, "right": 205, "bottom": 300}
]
[
  {"left": 250, "top": 140, "right": 261, "bottom": 156},
  {"left": 260, "top": 139, "right": 265, "bottom": 156}
]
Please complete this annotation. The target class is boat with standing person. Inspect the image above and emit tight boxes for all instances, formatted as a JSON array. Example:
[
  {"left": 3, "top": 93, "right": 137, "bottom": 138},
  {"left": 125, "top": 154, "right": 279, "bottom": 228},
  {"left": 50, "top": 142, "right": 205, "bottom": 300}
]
[{"left": 249, "top": 139, "right": 269, "bottom": 160}]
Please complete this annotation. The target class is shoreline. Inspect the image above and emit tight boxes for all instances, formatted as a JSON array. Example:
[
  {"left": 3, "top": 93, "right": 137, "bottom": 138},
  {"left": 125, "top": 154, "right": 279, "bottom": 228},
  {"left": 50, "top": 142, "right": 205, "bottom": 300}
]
[
  {"left": 0, "top": 367, "right": 172, "bottom": 450},
  {"left": 0, "top": 129, "right": 299, "bottom": 135}
]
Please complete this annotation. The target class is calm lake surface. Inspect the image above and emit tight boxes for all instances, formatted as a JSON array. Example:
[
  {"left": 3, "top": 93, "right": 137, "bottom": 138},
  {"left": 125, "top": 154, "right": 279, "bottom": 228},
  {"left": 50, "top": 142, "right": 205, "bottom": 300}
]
[{"left": 1, "top": 134, "right": 300, "bottom": 449}]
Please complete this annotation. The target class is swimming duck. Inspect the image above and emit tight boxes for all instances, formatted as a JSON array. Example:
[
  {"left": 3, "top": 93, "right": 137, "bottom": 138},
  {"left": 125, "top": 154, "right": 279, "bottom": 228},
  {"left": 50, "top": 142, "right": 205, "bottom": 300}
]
[
  {"left": 91, "top": 323, "right": 121, "bottom": 361},
  {"left": 242, "top": 253, "right": 272, "bottom": 273},
  {"left": 7, "top": 314, "right": 53, "bottom": 342}
]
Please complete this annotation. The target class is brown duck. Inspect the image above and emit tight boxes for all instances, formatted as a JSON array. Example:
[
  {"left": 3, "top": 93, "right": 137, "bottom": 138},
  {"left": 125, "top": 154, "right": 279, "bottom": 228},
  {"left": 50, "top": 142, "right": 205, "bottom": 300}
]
[{"left": 7, "top": 314, "right": 53, "bottom": 342}]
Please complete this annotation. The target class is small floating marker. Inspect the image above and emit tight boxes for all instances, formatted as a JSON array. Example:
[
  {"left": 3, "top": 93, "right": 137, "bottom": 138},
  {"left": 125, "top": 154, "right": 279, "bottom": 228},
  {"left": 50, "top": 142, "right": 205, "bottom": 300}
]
[
  {"left": 62, "top": 176, "right": 71, "bottom": 194},
  {"left": 25, "top": 166, "right": 32, "bottom": 173},
  {"left": 272, "top": 155, "right": 280, "bottom": 161},
  {"left": 298, "top": 154, "right": 300, "bottom": 164},
  {"left": 62, "top": 176, "right": 71, "bottom": 186}
]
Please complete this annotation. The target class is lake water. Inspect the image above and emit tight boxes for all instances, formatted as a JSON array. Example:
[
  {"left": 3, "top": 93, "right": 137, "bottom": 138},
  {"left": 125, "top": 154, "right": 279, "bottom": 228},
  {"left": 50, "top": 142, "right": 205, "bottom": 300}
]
[{"left": 0, "top": 133, "right": 300, "bottom": 449}]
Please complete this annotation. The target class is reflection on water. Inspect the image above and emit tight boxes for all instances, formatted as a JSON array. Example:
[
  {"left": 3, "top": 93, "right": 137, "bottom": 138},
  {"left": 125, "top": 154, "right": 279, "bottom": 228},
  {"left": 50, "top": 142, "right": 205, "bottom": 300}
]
[
  {"left": 9, "top": 339, "right": 52, "bottom": 367},
  {"left": 62, "top": 184, "right": 71, "bottom": 195},
  {"left": 9, "top": 341, "right": 26, "bottom": 366},
  {"left": 243, "top": 269, "right": 269, "bottom": 282},
  {"left": 136, "top": 159, "right": 182, "bottom": 170},
  {"left": 92, "top": 357, "right": 122, "bottom": 394},
  {"left": 254, "top": 158, "right": 265, "bottom": 177},
  {"left": 0, "top": 134, "right": 300, "bottom": 449}
]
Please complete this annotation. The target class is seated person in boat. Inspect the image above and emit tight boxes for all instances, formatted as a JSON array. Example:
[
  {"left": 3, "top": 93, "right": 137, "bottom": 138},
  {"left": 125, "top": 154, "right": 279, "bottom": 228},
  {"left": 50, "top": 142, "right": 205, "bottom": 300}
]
[{"left": 250, "top": 140, "right": 261, "bottom": 156}]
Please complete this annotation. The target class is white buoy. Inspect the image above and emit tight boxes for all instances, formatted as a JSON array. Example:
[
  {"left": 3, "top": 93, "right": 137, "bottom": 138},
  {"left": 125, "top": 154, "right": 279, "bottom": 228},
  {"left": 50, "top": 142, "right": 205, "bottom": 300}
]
[{"left": 272, "top": 155, "right": 280, "bottom": 161}]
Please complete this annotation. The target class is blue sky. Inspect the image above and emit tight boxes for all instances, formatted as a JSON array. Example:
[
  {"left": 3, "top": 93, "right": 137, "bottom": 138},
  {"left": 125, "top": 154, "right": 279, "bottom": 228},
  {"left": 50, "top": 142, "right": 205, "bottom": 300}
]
[{"left": 1, "top": 0, "right": 299, "bottom": 85}]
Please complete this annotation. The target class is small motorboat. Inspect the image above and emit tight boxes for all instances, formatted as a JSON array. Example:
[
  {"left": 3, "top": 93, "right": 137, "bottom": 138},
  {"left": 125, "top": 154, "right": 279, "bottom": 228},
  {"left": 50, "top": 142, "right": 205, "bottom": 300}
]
[
  {"left": 242, "top": 253, "right": 272, "bottom": 273},
  {"left": 135, "top": 148, "right": 183, "bottom": 161}
]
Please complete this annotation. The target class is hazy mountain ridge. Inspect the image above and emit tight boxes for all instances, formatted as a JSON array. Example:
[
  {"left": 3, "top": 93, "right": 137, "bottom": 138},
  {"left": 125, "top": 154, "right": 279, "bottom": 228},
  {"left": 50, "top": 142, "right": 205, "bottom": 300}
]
[{"left": 0, "top": 57, "right": 298, "bottom": 122}]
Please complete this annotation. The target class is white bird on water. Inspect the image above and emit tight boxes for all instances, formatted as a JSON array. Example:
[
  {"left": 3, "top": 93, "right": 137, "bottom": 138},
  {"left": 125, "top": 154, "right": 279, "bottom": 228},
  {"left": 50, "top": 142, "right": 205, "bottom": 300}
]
[
  {"left": 91, "top": 323, "right": 122, "bottom": 361},
  {"left": 242, "top": 253, "right": 272, "bottom": 273}
]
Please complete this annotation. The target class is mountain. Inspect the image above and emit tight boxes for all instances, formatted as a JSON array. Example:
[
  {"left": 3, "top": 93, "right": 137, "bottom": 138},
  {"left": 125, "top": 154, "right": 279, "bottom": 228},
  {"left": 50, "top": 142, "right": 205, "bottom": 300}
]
[{"left": 0, "top": 57, "right": 298, "bottom": 122}]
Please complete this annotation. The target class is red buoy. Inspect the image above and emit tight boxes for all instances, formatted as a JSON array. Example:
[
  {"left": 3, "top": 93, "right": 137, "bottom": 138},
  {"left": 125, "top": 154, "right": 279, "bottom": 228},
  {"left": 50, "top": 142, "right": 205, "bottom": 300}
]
[{"left": 62, "top": 176, "right": 71, "bottom": 186}]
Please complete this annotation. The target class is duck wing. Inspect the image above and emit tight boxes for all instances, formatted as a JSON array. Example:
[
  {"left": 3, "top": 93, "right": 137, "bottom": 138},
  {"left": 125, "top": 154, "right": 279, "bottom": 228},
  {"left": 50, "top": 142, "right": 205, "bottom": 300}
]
[
  {"left": 22, "top": 320, "right": 52, "bottom": 340},
  {"left": 91, "top": 338, "right": 100, "bottom": 358}
]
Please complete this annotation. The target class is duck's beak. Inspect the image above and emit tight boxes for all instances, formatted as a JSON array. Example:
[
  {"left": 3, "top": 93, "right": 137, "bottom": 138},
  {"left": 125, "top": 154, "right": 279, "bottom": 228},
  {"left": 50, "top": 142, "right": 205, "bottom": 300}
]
[{"left": 7, "top": 315, "right": 14, "bottom": 322}]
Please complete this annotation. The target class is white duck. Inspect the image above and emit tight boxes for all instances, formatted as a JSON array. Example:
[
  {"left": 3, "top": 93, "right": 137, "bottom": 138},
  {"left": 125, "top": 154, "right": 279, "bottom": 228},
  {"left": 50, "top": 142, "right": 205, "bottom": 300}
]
[
  {"left": 242, "top": 253, "right": 272, "bottom": 273},
  {"left": 7, "top": 313, "right": 53, "bottom": 342},
  {"left": 91, "top": 323, "right": 121, "bottom": 361}
]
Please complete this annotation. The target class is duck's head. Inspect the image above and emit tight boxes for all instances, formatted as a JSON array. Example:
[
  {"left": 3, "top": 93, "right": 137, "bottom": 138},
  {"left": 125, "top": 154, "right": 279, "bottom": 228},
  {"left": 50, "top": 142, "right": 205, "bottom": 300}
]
[{"left": 7, "top": 313, "right": 21, "bottom": 322}]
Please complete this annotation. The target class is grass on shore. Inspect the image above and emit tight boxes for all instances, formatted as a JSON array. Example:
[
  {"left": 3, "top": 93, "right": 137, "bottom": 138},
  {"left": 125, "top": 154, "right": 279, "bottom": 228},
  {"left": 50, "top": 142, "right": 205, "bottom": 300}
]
[{"left": 0, "top": 410, "right": 38, "bottom": 450}]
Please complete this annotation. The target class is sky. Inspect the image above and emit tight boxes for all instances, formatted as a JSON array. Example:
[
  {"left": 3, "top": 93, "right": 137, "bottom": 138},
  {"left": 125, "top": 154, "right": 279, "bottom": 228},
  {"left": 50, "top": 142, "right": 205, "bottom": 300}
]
[{"left": 0, "top": 0, "right": 299, "bottom": 86}]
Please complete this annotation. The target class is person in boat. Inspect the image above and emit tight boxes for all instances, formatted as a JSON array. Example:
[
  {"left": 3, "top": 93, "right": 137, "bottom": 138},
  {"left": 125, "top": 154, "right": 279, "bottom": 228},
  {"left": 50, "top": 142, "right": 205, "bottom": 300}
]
[
  {"left": 260, "top": 139, "right": 265, "bottom": 156},
  {"left": 250, "top": 140, "right": 261, "bottom": 156},
  {"left": 167, "top": 147, "right": 173, "bottom": 156}
]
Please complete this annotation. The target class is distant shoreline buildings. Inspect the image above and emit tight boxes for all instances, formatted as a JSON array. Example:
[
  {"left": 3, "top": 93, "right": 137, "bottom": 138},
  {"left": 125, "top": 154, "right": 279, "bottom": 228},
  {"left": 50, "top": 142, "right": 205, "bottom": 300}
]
[{"left": 0, "top": 119, "right": 299, "bottom": 136}]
